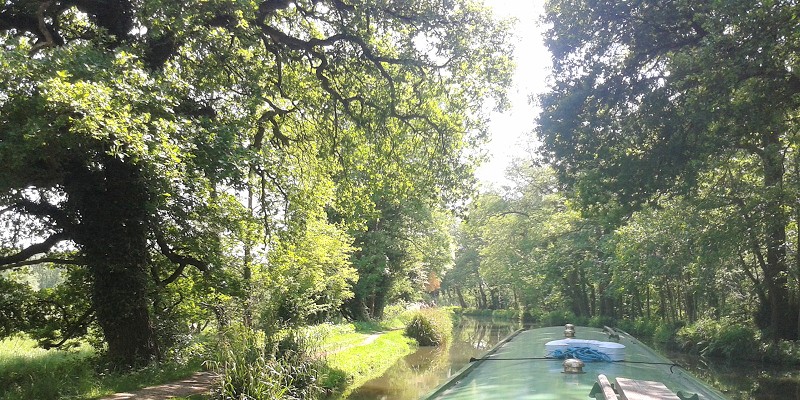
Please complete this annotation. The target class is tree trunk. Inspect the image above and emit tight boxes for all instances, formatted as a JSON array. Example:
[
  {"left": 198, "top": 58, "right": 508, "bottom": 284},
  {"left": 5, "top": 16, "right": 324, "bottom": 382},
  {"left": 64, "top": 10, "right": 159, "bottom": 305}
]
[
  {"left": 455, "top": 286, "right": 468, "bottom": 308},
  {"left": 477, "top": 279, "right": 488, "bottom": 309},
  {"left": 489, "top": 287, "right": 500, "bottom": 310},
  {"left": 65, "top": 157, "right": 158, "bottom": 367},
  {"left": 760, "top": 135, "right": 798, "bottom": 340}
]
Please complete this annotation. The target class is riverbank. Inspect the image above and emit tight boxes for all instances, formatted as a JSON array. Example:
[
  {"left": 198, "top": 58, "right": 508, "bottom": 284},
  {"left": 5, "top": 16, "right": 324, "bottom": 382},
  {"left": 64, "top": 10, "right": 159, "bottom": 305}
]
[
  {"left": 0, "top": 335, "right": 204, "bottom": 399},
  {"left": 0, "top": 308, "right": 447, "bottom": 399}
]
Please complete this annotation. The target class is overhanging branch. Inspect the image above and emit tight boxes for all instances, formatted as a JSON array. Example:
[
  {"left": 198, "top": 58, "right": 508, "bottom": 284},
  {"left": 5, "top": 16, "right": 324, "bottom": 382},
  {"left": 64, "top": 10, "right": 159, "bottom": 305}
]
[
  {"left": 0, "top": 257, "right": 83, "bottom": 272},
  {"left": 154, "top": 231, "right": 209, "bottom": 284},
  {"left": 0, "top": 232, "right": 69, "bottom": 269}
]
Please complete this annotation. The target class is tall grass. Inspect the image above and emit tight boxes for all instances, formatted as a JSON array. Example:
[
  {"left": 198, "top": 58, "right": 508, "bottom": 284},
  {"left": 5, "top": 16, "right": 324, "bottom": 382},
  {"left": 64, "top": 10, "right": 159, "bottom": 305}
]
[
  {"left": 0, "top": 335, "right": 97, "bottom": 399},
  {"left": 0, "top": 334, "right": 206, "bottom": 400},
  {"left": 207, "top": 325, "right": 324, "bottom": 399},
  {"left": 404, "top": 308, "right": 453, "bottom": 346}
]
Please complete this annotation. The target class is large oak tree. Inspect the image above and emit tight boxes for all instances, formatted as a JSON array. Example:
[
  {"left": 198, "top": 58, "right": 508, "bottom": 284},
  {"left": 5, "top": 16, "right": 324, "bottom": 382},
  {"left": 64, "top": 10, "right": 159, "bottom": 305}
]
[{"left": 0, "top": 0, "right": 511, "bottom": 366}]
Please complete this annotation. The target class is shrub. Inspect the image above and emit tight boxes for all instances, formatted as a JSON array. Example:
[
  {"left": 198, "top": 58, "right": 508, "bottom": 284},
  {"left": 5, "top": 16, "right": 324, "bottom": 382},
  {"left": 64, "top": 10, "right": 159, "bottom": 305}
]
[
  {"left": 404, "top": 309, "right": 453, "bottom": 346},
  {"left": 652, "top": 321, "right": 683, "bottom": 346},
  {"left": 459, "top": 308, "right": 493, "bottom": 317},
  {"left": 712, "top": 323, "right": 758, "bottom": 359},
  {"left": 762, "top": 340, "right": 800, "bottom": 364},
  {"left": 541, "top": 310, "right": 584, "bottom": 326},
  {"left": 491, "top": 309, "right": 520, "bottom": 320},
  {"left": 616, "top": 318, "right": 659, "bottom": 340},
  {"left": 676, "top": 318, "right": 758, "bottom": 359},
  {"left": 208, "top": 325, "right": 324, "bottom": 399},
  {"left": 588, "top": 315, "right": 615, "bottom": 329}
]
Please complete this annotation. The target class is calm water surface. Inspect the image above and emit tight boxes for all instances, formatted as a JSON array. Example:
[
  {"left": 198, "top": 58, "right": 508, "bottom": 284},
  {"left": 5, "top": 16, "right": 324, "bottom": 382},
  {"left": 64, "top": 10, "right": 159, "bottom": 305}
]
[
  {"left": 347, "top": 316, "right": 519, "bottom": 399},
  {"left": 666, "top": 350, "right": 800, "bottom": 399},
  {"left": 347, "top": 318, "right": 800, "bottom": 399}
]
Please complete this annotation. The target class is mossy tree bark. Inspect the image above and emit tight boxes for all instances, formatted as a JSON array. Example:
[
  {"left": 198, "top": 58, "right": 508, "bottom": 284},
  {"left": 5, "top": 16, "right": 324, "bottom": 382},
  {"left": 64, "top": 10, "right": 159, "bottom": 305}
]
[{"left": 65, "top": 156, "right": 158, "bottom": 366}]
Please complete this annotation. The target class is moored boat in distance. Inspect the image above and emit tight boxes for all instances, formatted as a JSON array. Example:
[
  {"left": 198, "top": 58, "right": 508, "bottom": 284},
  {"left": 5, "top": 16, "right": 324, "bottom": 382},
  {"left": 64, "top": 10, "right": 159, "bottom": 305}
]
[{"left": 423, "top": 325, "right": 728, "bottom": 400}]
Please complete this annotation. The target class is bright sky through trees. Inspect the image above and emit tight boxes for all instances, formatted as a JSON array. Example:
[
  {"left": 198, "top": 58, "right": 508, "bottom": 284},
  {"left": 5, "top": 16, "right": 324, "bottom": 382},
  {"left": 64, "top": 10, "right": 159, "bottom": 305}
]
[{"left": 477, "top": 0, "right": 549, "bottom": 188}]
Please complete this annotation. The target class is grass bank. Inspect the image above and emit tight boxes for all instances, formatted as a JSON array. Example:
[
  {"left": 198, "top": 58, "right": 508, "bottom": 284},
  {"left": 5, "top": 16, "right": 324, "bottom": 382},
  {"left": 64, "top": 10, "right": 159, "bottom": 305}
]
[
  {"left": 322, "top": 329, "right": 416, "bottom": 398},
  {"left": 319, "top": 307, "right": 453, "bottom": 398},
  {"left": 0, "top": 335, "right": 204, "bottom": 400},
  {"left": 1, "top": 307, "right": 454, "bottom": 400}
]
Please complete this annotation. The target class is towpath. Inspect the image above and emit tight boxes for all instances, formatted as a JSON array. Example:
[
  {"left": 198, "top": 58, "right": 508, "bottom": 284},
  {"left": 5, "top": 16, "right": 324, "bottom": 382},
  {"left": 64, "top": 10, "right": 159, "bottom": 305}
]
[
  {"left": 98, "top": 371, "right": 217, "bottom": 400},
  {"left": 99, "top": 331, "right": 386, "bottom": 399}
]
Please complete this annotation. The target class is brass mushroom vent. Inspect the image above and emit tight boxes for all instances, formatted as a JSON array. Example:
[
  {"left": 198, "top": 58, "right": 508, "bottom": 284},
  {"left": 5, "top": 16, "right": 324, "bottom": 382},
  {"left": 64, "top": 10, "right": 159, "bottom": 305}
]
[{"left": 562, "top": 358, "right": 585, "bottom": 374}]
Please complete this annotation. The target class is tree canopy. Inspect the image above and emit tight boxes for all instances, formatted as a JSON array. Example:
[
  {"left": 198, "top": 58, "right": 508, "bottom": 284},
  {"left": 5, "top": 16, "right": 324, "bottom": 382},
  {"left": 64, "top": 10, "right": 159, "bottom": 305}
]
[
  {"left": 0, "top": 0, "right": 512, "bottom": 366},
  {"left": 537, "top": 0, "right": 800, "bottom": 339}
]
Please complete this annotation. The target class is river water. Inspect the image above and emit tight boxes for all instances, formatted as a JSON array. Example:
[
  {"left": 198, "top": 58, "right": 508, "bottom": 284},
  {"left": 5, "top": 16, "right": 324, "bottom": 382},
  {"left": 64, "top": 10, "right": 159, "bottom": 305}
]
[
  {"left": 347, "top": 316, "right": 519, "bottom": 399},
  {"left": 347, "top": 317, "right": 800, "bottom": 399},
  {"left": 666, "top": 349, "right": 800, "bottom": 399}
]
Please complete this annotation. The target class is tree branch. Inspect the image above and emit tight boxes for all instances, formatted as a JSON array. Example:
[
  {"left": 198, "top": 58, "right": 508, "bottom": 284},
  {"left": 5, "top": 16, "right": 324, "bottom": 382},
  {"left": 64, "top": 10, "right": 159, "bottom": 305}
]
[
  {"left": 43, "top": 307, "right": 95, "bottom": 350},
  {"left": 154, "top": 232, "right": 209, "bottom": 283},
  {"left": 0, "top": 257, "right": 83, "bottom": 272},
  {"left": 0, "top": 232, "right": 69, "bottom": 268}
]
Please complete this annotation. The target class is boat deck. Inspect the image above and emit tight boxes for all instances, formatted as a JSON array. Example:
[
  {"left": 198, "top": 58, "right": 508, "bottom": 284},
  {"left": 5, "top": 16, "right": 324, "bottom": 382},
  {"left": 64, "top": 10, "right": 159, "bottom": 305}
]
[{"left": 425, "top": 326, "right": 728, "bottom": 400}]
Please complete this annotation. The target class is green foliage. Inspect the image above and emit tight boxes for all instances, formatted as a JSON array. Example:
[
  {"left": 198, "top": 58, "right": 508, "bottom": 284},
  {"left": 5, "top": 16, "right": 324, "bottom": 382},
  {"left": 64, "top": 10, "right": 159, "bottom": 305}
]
[
  {"left": 404, "top": 308, "right": 453, "bottom": 346},
  {"left": 538, "top": 0, "right": 800, "bottom": 340},
  {"left": 0, "top": 0, "right": 513, "bottom": 367},
  {"left": 347, "top": 200, "right": 457, "bottom": 319},
  {"left": 0, "top": 335, "right": 203, "bottom": 400},
  {"left": 652, "top": 322, "right": 684, "bottom": 347},
  {"left": 323, "top": 330, "right": 415, "bottom": 397},
  {"left": 540, "top": 310, "right": 584, "bottom": 327},
  {"left": 0, "top": 278, "right": 37, "bottom": 338},
  {"left": 208, "top": 325, "right": 324, "bottom": 400},
  {"left": 491, "top": 309, "right": 520, "bottom": 320},
  {"left": 0, "top": 336, "right": 95, "bottom": 400},
  {"left": 587, "top": 315, "right": 615, "bottom": 329},
  {"left": 258, "top": 218, "right": 357, "bottom": 328},
  {"left": 616, "top": 319, "right": 660, "bottom": 341},
  {"left": 676, "top": 318, "right": 760, "bottom": 359},
  {"left": 450, "top": 307, "right": 520, "bottom": 321}
]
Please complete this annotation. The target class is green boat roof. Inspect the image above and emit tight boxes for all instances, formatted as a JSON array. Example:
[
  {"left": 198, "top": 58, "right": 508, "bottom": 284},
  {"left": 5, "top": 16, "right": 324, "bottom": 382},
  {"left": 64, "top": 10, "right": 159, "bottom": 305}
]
[{"left": 424, "top": 326, "right": 729, "bottom": 400}]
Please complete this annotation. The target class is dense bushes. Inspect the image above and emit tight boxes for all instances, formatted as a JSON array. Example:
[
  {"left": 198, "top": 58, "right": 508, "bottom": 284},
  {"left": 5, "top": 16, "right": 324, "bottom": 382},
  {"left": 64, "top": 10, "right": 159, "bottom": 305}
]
[
  {"left": 404, "top": 308, "right": 453, "bottom": 346},
  {"left": 675, "top": 318, "right": 759, "bottom": 359}
]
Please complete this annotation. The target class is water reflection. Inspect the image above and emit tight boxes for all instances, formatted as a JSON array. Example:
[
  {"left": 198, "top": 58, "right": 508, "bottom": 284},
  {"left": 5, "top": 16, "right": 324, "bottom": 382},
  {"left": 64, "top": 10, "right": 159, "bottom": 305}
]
[
  {"left": 347, "top": 316, "right": 520, "bottom": 399},
  {"left": 665, "top": 350, "right": 800, "bottom": 400}
]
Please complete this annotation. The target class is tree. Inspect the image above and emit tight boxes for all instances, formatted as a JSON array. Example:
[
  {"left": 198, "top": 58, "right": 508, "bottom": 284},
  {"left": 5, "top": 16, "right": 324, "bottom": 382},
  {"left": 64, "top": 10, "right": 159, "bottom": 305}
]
[
  {"left": 345, "top": 196, "right": 455, "bottom": 319},
  {"left": 0, "top": 0, "right": 512, "bottom": 366},
  {"left": 539, "top": 0, "right": 800, "bottom": 339}
]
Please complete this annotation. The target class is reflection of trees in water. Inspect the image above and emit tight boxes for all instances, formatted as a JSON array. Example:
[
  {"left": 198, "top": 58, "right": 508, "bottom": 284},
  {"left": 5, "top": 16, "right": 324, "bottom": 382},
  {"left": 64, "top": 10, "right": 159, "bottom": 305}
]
[
  {"left": 348, "top": 317, "right": 521, "bottom": 400},
  {"left": 666, "top": 350, "right": 800, "bottom": 400},
  {"left": 454, "top": 317, "right": 518, "bottom": 350}
]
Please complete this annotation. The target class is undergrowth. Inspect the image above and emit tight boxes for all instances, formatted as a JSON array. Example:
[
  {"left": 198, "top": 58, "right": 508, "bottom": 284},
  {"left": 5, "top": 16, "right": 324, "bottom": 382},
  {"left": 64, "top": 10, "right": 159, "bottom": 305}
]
[
  {"left": 404, "top": 308, "right": 453, "bottom": 346},
  {"left": 0, "top": 334, "right": 204, "bottom": 400}
]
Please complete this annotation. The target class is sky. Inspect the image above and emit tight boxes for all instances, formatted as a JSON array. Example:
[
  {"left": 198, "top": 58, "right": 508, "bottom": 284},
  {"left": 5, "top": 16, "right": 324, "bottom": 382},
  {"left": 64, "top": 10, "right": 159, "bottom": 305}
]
[{"left": 475, "top": 0, "right": 550, "bottom": 188}]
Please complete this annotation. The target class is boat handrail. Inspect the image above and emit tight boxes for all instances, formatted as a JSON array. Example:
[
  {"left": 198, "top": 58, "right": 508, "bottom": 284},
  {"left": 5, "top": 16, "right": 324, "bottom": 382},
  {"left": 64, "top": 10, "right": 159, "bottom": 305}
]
[{"left": 589, "top": 374, "right": 618, "bottom": 399}]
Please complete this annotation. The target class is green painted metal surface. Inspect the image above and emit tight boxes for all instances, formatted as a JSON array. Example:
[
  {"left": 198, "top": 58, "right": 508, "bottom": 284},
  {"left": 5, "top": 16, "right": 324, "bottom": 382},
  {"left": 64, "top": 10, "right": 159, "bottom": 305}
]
[{"left": 424, "top": 326, "right": 729, "bottom": 400}]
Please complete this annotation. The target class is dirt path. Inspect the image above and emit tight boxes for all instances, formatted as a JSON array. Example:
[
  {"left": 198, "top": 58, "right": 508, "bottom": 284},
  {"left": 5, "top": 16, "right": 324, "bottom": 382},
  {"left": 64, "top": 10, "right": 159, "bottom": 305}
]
[
  {"left": 98, "top": 331, "right": 388, "bottom": 399},
  {"left": 99, "top": 371, "right": 217, "bottom": 400}
]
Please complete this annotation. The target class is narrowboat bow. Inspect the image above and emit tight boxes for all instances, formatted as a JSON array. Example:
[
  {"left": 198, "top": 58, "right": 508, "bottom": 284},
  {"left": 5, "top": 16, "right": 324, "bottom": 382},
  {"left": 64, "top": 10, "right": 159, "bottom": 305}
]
[{"left": 423, "top": 325, "right": 728, "bottom": 400}]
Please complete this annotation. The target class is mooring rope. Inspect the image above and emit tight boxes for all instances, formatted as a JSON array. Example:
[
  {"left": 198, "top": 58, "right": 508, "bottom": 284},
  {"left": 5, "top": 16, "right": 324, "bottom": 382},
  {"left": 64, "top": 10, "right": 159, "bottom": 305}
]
[
  {"left": 468, "top": 348, "right": 684, "bottom": 373},
  {"left": 548, "top": 346, "right": 613, "bottom": 362}
]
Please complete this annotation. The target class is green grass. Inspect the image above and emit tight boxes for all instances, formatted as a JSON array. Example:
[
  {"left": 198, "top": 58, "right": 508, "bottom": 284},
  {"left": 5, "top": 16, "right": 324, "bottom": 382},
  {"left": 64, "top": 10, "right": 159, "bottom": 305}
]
[
  {"left": 0, "top": 335, "right": 204, "bottom": 400},
  {"left": 322, "top": 330, "right": 416, "bottom": 398}
]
